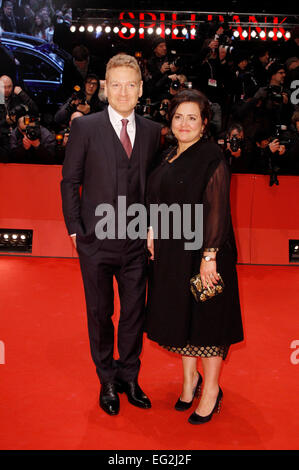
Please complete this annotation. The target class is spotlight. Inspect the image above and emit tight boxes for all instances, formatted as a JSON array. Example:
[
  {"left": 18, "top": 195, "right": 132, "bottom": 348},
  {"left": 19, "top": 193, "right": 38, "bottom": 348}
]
[
  {"left": 78, "top": 25, "right": 85, "bottom": 33},
  {"left": 285, "top": 31, "right": 291, "bottom": 39},
  {"left": 105, "top": 26, "right": 111, "bottom": 33},
  {"left": 173, "top": 28, "right": 179, "bottom": 36},
  {"left": 70, "top": 25, "right": 76, "bottom": 33},
  {"left": 165, "top": 28, "right": 171, "bottom": 35},
  {"left": 130, "top": 27, "right": 136, "bottom": 34},
  {"left": 289, "top": 240, "right": 299, "bottom": 263},
  {"left": 139, "top": 28, "right": 144, "bottom": 34},
  {"left": 268, "top": 30, "right": 274, "bottom": 38},
  {"left": 0, "top": 229, "right": 33, "bottom": 253},
  {"left": 113, "top": 26, "right": 119, "bottom": 33},
  {"left": 190, "top": 28, "right": 196, "bottom": 35},
  {"left": 87, "top": 25, "right": 94, "bottom": 33},
  {"left": 147, "top": 27, "right": 153, "bottom": 34},
  {"left": 121, "top": 27, "right": 127, "bottom": 34},
  {"left": 182, "top": 28, "right": 188, "bottom": 36},
  {"left": 156, "top": 27, "right": 162, "bottom": 35},
  {"left": 96, "top": 26, "right": 102, "bottom": 33},
  {"left": 242, "top": 30, "right": 248, "bottom": 38},
  {"left": 260, "top": 31, "right": 266, "bottom": 38},
  {"left": 251, "top": 30, "right": 257, "bottom": 38},
  {"left": 233, "top": 30, "right": 239, "bottom": 38},
  {"left": 277, "top": 31, "right": 283, "bottom": 38}
]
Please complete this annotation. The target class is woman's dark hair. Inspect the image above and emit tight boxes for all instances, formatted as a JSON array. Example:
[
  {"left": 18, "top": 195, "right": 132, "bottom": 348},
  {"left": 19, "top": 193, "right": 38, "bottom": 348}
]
[{"left": 168, "top": 89, "right": 212, "bottom": 138}]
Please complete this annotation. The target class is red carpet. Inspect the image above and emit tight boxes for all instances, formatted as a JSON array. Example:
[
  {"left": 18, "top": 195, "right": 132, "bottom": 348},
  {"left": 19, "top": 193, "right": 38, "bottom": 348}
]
[{"left": 0, "top": 256, "right": 298, "bottom": 450}]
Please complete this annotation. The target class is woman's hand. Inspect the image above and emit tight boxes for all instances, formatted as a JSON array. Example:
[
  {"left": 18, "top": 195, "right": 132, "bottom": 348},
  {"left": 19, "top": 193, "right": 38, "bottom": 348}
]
[
  {"left": 147, "top": 227, "right": 154, "bottom": 260},
  {"left": 200, "top": 257, "right": 219, "bottom": 289}
]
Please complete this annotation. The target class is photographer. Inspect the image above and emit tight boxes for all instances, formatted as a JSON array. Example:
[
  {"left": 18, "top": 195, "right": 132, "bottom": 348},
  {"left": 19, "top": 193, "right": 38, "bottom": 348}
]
[
  {"left": 54, "top": 74, "right": 104, "bottom": 127},
  {"left": 0, "top": 74, "right": 39, "bottom": 154},
  {"left": 55, "top": 110, "right": 84, "bottom": 164},
  {"left": 146, "top": 38, "right": 182, "bottom": 100},
  {"left": 9, "top": 106, "right": 56, "bottom": 164},
  {"left": 250, "top": 126, "right": 288, "bottom": 185},
  {"left": 194, "top": 29, "right": 232, "bottom": 110},
  {"left": 218, "top": 123, "right": 251, "bottom": 173}
]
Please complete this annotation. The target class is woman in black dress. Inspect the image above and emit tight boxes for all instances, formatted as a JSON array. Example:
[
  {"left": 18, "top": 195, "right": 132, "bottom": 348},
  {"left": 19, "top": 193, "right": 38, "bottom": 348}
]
[{"left": 145, "top": 89, "right": 244, "bottom": 424}]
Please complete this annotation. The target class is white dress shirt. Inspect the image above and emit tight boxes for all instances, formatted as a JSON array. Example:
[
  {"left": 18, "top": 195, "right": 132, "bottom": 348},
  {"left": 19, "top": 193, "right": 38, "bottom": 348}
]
[{"left": 107, "top": 104, "right": 136, "bottom": 148}]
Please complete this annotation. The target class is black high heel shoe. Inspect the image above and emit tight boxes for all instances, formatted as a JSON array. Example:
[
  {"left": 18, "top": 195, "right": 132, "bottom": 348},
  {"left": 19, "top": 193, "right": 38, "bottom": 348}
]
[
  {"left": 188, "top": 386, "right": 223, "bottom": 424},
  {"left": 174, "top": 372, "right": 203, "bottom": 411}
]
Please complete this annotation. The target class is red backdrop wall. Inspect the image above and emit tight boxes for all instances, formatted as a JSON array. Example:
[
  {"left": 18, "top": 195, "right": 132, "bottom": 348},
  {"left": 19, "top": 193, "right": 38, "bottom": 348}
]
[{"left": 0, "top": 164, "right": 298, "bottom": 264}]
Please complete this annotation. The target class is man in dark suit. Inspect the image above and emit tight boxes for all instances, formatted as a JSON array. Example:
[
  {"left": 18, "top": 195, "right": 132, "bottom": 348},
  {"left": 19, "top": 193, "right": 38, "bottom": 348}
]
[{"left": 61, "top": 54, "right": 161, "bottom": 416}]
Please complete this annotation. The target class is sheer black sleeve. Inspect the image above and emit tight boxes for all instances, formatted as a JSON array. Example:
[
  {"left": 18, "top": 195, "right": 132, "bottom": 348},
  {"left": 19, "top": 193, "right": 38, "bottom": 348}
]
[{"left": 202, "top": 158, "right": 231, "bottom": 251}]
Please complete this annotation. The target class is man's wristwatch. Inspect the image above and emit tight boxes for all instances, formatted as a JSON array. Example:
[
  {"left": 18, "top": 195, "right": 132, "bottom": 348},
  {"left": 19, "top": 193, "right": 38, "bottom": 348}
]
[{"left": 202, "top": 255, "right": 216, "bottom": 262}]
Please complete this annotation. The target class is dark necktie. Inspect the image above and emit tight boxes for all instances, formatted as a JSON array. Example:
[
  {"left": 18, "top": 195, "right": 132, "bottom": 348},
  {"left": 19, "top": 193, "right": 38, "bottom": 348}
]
[{"left": 120, "top": 119, "right": 132, "bottom": 158}]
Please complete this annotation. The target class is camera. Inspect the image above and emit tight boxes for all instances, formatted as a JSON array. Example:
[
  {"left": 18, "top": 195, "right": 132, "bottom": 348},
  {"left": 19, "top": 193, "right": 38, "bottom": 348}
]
[
  {"left": 56, "top": 127, "right": 70, "bottom": 146},
  {"left": 24, "top": 115, "right": 41, "bottom": 141},
  {"left": 229, "top": 135, "right": 243, "bottom": 152},
  {"left": 273, "top": 124, "right": 292, "bottom": 147},
  {"left": 70, "top": 85, "right": 86, "bottom": 103},
  {"left": 266, "top": 85, "right": 284, "bottom": 104}
]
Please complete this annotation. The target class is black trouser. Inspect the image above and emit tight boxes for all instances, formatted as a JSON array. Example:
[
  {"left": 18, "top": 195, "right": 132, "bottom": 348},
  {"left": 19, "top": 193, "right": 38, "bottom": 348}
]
[{"left": 78, "top": 243, "right": 147, "bottom": 384}]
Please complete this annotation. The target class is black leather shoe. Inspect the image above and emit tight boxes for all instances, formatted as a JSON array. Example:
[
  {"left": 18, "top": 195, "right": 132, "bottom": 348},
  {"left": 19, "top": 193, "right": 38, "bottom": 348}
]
[
  {"left": 99, "top": 382, "right": 120, "bottom": 416},
  {"left": 117, "top": 380, "right": 151, "bottom": 409},
  {"left": 174, "top": 371, "right": 203, "bottom": 411}
]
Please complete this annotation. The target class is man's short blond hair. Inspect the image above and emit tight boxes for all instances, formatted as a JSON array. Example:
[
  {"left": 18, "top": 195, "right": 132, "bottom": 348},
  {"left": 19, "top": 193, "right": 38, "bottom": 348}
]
[{"left": 105, "top": 53, "right": 142, "bottom": 81}]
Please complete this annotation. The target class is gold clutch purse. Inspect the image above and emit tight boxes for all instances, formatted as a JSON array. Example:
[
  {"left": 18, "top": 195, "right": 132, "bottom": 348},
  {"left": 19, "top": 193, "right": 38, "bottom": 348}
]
[{"left": 190, "top": 273, "right": 225, "bottom": 302}]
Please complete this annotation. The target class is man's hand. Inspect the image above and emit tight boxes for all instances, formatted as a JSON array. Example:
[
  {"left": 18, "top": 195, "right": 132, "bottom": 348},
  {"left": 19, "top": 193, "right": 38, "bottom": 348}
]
[
  {"left": 71, "top": 234, "right": 77, "bottom": 249},
  {"left": 22, "top": 135, "right": 32, "bottom": 150},
  {"left": 147, "top": 227, "right": 154, "bottom": 260},
  {"left": 269, "top": 139, "right": 281, "bottom": 153},
  {"left": 77, "top": 103, "right": 90, "bottom": 115},
  {"left": 14, "top": 86, "right": 22, "bottom": 95},
  {"left": 160, "top": 62, "right": 170, "bottom": 74},
  {"left": 30, "top": 138, "right": 41, "bottom": 148}
]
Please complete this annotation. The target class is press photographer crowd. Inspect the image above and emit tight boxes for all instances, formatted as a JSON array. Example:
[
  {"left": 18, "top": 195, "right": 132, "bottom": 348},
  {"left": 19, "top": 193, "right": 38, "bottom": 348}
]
[{"left": 1, "top": 1, "right": 299, "bottom": 184}]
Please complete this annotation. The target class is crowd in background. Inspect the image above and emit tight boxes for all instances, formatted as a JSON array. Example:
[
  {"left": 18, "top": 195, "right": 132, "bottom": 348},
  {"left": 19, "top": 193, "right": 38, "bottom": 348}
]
[{"left": 0, "top": 1, "right": 299, "bottom": 182}]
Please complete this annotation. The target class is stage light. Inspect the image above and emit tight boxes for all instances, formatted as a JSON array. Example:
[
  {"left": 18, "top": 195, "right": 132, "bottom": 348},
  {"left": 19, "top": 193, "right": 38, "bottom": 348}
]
[
  {"left": 233, "top": 31, "right": 239, "bottom": 38},
  {"left": 105, "top": 26, "right": 111, "bottom": 33},
  {"left": 0, "top": 229, "right": 33, "bottom": 253},
  {"left": 190, "top": 28, "right": 196, "bottom": 35},
  {"left": 156, "top": 27, "right": 162, "bottom": 35},
  {"left": 139, "top": 28, "right": 144, "bottom": 34},
  {"left": 130, "top": 27, "right": 136, "bottom": 34},
  {"left": 277, "top": 31, "right": 283, "bottom": 38},
  {"left": 165, "top": 28, "right": 171, "bottom": 35},
  {"left": 260, "top": 31, "right": 266, "bottom": 38},
  {"left": 251, "top": 30, "right": 257, "bottom": 38},
  {"left": 285, "top": 31, "right": 291, "bottom": 39},
  {"left": 242, "top": 30, "right": 248, "bottom": 38},
  {"left": 173, "top": 28, "right": 179, "bottom": 36},
  {"left": 113, "top": 26, "right": 119, "bottom": 33},
  {"left": 268, "top": 30, "right": 274, "bottom": 38},
  {"left": 78, "top": 25, "right": 85, "bottom": 33},
  {"left": 96, "top": 26, "right": 102, "bottom": 33},
  {"left": 70, "top": 25, "right": 76, "bottom": 33},
  {"left": 121, "top": 27, "right": 127, "bottom": 34},
  {"left": 87, "top": 25, "right": 94, "bottom": 33},
  {"left": 182, "top": 28, "right": 188, "bottom": 36},
  {"left": 148, "top": 27, "right": 153, "bottom": 34},
  {"left": 289, "top": 240, "right": 299, "bottom": 263}
]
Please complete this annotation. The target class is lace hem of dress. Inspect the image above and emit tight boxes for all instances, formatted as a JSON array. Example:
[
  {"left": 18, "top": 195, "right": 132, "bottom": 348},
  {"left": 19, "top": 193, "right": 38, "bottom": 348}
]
[{"left": 161, "top": 344, "right": 229, "bottom": 360}]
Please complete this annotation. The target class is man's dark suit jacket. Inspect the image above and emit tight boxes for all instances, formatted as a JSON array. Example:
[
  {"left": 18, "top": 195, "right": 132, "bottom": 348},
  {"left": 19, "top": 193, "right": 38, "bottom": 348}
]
[{"left": 61, "top": 107, "right": 161, "bottom": 252}]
